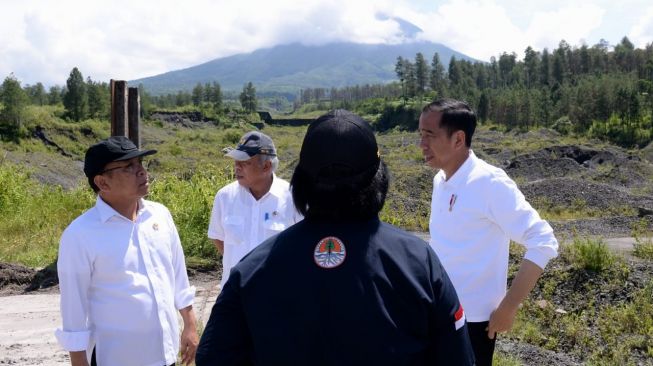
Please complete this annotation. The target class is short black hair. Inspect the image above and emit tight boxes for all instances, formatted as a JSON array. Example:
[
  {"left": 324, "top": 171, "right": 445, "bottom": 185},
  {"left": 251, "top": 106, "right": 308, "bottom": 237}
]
[
  {"left": 422, "top": 98, "right": 476, "bottom": 147},
  {"left": 291, "top": 161, "right": 389, "bottom": 221}
]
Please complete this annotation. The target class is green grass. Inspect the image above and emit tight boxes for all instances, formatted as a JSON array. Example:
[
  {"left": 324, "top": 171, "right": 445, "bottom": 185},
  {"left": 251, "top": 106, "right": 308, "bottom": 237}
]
[
  {"left": 633, "top": 240, "right": 653, "bottom": 260},
  {"left": 631, "top": 218, "right": 653, "bottom": 260},
  {"left": 0, "top": 163, "right": 94, "bottom": 266},
  {"left": 0, "top": 160, "right": 230, "bottom": 266},
  {"left": 149, "top": 166, "right": 231, "bottom": 259},
  {"left": 493, "top": 352, "right": 522, "bottom": 366},
  {"left": 532, "top": 196, "right": 638, "bottom": 220},
  {"left": 506, "top": 239, "right": 652, "bottom": 364}
]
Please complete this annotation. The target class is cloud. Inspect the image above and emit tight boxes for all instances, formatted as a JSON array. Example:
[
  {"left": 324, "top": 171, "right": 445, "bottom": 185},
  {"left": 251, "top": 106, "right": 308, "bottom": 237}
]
[
  {"left": 525, "top": 3, "right": 605, "bottom": 51},
  {"left": 408, "top": 0, "right": 605, "bottom": 61},
  {"left": 629, "top": 6, "right": 653, "bottom": 47},
  {"left": 0, "top": 0, "right": 640, "bottom": 88},
  {"left": 1, "top": 0, "right": 412, "bottom": 86},
  {"left": 411, "top": 0, "right": 525, "bottom": 61}
]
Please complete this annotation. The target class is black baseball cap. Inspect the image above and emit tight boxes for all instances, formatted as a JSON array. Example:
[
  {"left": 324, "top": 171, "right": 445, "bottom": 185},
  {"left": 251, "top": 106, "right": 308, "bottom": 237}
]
[
  {"left": 225, "top": 131, "right": 277, "bottom": 161},
  {"left": 297, "top": 109, "right": 380, "bottom": 185},
  {"left": 84, "top": 136, "right": 157, "bottom": 178}
]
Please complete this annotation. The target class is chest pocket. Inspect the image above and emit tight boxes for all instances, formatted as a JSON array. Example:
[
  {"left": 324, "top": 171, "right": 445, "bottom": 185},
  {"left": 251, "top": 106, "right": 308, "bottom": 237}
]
[
  {"left": 223, "top": 215, "right": 245, "bottom": 245},
  {"left": 263, "top": 211, "right": 290, "bottom": 238}
]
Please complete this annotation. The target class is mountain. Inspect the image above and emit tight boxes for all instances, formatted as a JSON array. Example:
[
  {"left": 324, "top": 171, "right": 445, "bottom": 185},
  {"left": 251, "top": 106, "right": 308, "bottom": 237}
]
[{"left": 131, "top": 41, "right": 478, "bottom": 95}]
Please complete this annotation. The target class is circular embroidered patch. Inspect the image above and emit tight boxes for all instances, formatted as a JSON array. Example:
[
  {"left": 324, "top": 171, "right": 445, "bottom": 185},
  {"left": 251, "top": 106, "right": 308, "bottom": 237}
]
[{"left": 314, "top": 236, "right": 346, "bottom": 269}]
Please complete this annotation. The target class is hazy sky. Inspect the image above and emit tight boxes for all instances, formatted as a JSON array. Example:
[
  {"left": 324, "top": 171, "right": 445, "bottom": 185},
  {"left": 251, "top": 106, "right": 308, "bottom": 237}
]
[{"left": 2, "top": 0, "right": 652, "bottom": 87}]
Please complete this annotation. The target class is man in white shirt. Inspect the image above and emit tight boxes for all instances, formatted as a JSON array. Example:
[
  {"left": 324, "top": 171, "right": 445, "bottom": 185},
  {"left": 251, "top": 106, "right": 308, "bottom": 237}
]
[
  {"left": 419, "top": 99, "right": 559, "bottom": 365},
  {"left": 208, "top": 131, "right": 301, "bottom": 288},
  {"left": 56, "top": 136, "right": 198, "bottom": 366}
]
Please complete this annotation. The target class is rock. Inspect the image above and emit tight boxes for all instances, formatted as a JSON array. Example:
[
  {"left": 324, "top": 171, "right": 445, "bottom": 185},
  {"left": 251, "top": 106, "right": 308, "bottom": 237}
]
[{"left": 536, "top": 299, "right": 549, "bottom": 309}]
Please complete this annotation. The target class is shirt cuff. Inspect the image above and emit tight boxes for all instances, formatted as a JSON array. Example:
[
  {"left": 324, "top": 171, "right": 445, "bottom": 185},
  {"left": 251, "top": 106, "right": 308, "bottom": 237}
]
[
  {"left": 524, "top": 244, "right": 558, "bottom": 270},
  {"left": 175, "top": 286, "right": 196, "bottom": 310},
  {"left": 54, "top": 328, "right": 91, "bottom": 351}
]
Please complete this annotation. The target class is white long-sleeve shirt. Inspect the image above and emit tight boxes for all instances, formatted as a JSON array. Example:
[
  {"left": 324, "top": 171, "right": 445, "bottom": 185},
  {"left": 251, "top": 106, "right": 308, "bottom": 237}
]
[
  {"left": 208, "top": 174, "right": 302, "bottom": 287},
  {"left": 429, "top": 151, "right": 558, "bottom": 322},
  {"left": 55, "top": 196, "right": 195, "bottom": 366}
]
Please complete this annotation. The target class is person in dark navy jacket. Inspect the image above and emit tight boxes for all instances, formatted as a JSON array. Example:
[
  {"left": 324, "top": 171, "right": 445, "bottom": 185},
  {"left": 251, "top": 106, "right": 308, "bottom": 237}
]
[{"left": 196, "top": 110, "right": 475, "bottom": 366}]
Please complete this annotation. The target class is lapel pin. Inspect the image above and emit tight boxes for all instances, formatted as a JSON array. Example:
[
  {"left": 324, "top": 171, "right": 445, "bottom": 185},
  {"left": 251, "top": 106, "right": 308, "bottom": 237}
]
[
  {"left": 449, "top": 194, "right": 457, "bottom": 212},
  {"left": 153, "top": 223, "right": 159, "bottom": 231}
]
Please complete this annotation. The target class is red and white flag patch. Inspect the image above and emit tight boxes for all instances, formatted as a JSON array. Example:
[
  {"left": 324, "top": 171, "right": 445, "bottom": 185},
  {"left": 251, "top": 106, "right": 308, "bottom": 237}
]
[{"left": 454, "top": 303, "right": 466, "bottom": 331}]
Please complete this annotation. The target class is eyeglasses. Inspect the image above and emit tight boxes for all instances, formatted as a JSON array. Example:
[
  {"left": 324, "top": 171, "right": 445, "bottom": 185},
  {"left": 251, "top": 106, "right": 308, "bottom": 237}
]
[{"left": 99, "top": 158, "right": 145, "bottom": 175}]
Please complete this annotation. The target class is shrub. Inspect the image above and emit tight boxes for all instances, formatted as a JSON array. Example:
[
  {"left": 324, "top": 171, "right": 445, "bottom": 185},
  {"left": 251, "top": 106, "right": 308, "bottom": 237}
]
[
  {"left": 564, "top": 237, "right": 615, "bottom": 272},
  {"left": 222, "top": 129, "right": 243, "bottom": 145},
  {"left": 374, "top": 103, "right": 421, "bottom": 132},
  {"left": 630, "top": 218, "right": 653, "bottom": 260}
]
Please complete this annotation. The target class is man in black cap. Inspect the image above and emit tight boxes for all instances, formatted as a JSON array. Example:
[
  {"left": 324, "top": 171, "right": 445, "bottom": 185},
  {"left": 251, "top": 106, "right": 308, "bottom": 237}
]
[
  {"left": 196, "top": 110, "right": 475, "bottom": 365},
  {"left": 207, "top": 131, "right": 301, "bottom": 289},
  {"left": 56, "top": 136, "right": 198, "bottom": 366}
]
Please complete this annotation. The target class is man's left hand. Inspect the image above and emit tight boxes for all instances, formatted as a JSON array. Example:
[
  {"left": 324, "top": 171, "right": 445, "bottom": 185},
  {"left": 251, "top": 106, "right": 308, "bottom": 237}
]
[
  {"left": 180, "top": 326, "right": 199, "bottom": 365},
  {"left": 486, "top": 302, "right": 518, "bottom": 339},
  {"left": 487, "top": 259, "right": 544, "bottom": 339}
]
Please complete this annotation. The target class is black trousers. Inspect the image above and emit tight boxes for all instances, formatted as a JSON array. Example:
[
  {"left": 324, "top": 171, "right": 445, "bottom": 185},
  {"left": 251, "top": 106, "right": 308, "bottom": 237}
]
[
  {"left": 467, "top": 321, "right": 497, "bottom": 366},
  {"left": 91, "top": 347, "right": 175, "bottom": 366}
]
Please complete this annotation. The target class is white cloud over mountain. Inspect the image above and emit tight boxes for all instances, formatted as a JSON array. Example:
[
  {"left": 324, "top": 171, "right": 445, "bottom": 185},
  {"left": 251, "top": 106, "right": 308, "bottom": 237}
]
[{"left": 0, "top": 0, "right": 650, "bottom": 87}]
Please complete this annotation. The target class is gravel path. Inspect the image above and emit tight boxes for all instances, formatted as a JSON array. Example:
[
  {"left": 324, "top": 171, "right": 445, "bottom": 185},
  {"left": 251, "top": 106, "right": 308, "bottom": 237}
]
[{"left": 0, "top": 278, "right": 220, "bottom": 365}]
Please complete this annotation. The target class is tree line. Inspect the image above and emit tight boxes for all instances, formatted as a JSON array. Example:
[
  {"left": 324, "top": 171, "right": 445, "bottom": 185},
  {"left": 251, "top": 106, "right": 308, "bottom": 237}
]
[
  {"left": 0, "top": 66, "right": 260, "bottom": 139},
  {"left": 0, "top": 68, "right": 111, "bottom": 138},
  {"left": 147, "top": 81, "right": 257, "bottom": 113},
  {"left": 393, "top": 37, "right": 653, "bottom": 147},
  {"left": 295, "top": 83, "right": 403, "bottom": 109}
]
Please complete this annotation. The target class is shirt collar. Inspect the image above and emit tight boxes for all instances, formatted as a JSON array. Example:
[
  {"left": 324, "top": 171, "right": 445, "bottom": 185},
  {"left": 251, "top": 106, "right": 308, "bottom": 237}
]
[
  {"left": 95, "top": 195, "right": 145, "bottom": 223},
  {"left": 441, "top": 150, "right": 477, "bottom": 188},
  {"left": 267, "top": 174, "right": 286, "bottom": 198}
]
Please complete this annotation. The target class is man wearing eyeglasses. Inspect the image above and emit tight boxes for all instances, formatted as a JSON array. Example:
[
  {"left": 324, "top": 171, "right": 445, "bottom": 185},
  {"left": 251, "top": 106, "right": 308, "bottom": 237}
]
[
  {"left": 55, "top": 136, "right": 198, "bottom": 366},
  {"left": 208, "top": 131, "right": 302, "bottom": 289}
]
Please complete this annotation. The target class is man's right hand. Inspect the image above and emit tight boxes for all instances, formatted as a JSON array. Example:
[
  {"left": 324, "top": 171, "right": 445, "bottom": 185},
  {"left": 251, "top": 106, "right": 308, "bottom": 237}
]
[
  {"left": 212, "top": 239, "right": 224, "bottom": 255},
  {"left": 69, "top": 351, "right": 89, "bottom": 366}
]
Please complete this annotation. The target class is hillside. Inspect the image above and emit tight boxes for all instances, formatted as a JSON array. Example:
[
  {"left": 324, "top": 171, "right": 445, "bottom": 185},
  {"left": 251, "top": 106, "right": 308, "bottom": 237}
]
[
  {"left": 1, "top": 111, "right": 653, "bottom": 365},
  {"left": 130, "top": 41, "right": 477, "bottom": 95}
]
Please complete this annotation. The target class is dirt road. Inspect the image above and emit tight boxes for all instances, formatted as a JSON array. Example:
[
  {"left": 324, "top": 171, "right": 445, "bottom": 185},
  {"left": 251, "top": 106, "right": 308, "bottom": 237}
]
[{"left": 0, "top": 280, "right": 220, "bottom": 365}]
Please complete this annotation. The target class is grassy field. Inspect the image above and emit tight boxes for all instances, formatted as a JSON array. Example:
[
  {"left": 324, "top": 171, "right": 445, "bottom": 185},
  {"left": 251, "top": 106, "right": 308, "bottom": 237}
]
[{"left": 1, "top": 107, "right": 652, "bottom": 364}]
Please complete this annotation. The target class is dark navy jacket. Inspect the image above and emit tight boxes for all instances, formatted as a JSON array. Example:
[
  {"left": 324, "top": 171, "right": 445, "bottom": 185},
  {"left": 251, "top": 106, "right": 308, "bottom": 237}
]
[{"left": 196, "top": 217, "right": 474, "bottom": 365}]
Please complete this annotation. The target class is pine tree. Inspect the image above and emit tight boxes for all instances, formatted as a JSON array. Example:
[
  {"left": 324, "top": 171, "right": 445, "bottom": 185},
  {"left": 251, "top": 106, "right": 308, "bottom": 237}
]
[
  {"left": 448, "top": 56, "right": 461, "bottom": 88},
  {"left": 414, "top": 52, "right": 429, "bottom": 94},
  {"left": 26, "top": 82, "right": 47, "bottom": 105},
  {"left": 192, "top": 83, "right": 204, "bottom": 106},
  {"left": 430, "top": 53, "right": 446, "bottom": 97},
  {"left": 478, "top": 92, "right": 489, "bottom": 123},
  {"left": 524, "top": 46, "right": 539, "bottom": 88},
  {"left": 239, "top": 82, "right": 257, "bottom": 113},
  {"left": 210, "top": 81, "right": 223, "bottom": 113},
  {"left": 540, "top": 49, "right": 551, "bottom": 86},
  {"left": 63, "top": 67, "right": 87, "bottom": 121},
  {"left": 48, "top": 86, "right": 63, "bottom": 105},
  {"left": 86, "top": 77, "right": 109, "bottom": 118},
  {"left": 0, "top": 74, "right": 29, "bottom": 137}
]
